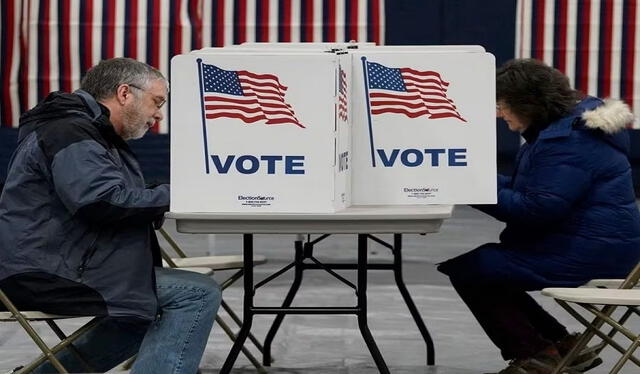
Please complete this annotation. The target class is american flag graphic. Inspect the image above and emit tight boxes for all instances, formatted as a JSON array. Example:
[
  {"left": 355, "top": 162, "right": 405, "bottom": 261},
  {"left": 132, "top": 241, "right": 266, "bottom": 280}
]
[
  {"left": 201, "top": 62, "right": 304, "bottom": 127},
  {"left": 338, "top": 65, "right": 348, "bottom": 121},
  {"left": 516, "top": 0, "right": 640, "bottom": 128},
  {"left": 365, "top": 61, "right": 466, "bottom": 122},
  {"left": 0, "top": 0, "right": 385, "bottom": 133}
]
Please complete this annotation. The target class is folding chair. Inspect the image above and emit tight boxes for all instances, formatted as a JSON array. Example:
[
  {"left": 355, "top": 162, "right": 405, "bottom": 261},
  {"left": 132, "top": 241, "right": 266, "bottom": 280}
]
[
  {"left": 0, "top": 289, "right": 103, "bottom": 374},
  {"left": 156, "top": 227, "right": 269, "bottom": 373},
  {"left": 542, "top": 261, "right": 640, "bottom": 374}
]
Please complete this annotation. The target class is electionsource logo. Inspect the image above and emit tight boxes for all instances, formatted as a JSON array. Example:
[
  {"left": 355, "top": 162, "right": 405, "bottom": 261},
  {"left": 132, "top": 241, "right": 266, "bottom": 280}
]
[
  {"left": 403, "top": 187, "right": 439, "bottom": 199},
  {"left": 238, "top": 195, "right": 275, "bottom": 208},
  {"left": 238, "top": 195, "right": 275, "bottom": 201}
]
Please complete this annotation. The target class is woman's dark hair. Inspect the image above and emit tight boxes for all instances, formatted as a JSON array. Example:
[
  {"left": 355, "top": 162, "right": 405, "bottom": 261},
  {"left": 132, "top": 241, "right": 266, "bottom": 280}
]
[{"left": 496, "top": 58, "right": 578, "bottom": 127}]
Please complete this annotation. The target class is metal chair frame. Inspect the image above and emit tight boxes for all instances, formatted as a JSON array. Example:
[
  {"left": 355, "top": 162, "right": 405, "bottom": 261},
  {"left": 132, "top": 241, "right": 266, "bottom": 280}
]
[
  {"left": 0, "top": 289, "right": 103, "bottom": 374},
  {"left": 545, "top": 262, "right": 640, "bottom": 374}
]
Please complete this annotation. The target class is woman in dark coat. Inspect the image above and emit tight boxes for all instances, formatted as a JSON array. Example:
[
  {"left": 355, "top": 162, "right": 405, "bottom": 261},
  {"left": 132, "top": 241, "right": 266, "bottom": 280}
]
[{"left": 438, "top": 59, "right": 640, "bottom": 374}]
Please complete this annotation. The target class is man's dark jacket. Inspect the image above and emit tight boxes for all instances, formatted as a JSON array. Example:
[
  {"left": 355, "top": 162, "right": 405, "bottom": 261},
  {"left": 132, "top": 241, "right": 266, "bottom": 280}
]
[{"left": 0, "top": 90, "right": 169, "bottom": 321}]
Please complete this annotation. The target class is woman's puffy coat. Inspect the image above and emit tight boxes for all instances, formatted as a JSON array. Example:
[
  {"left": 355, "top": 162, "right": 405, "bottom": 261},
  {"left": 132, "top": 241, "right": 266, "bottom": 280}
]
[{"left": 440, "top": 97, "right": 640, "bottom": 289}]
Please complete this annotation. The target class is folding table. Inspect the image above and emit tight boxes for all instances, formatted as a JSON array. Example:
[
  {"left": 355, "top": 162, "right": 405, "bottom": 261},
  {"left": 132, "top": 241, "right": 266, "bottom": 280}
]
[{"left": 167, "top": 204, "right": 453, "bottom": 374}]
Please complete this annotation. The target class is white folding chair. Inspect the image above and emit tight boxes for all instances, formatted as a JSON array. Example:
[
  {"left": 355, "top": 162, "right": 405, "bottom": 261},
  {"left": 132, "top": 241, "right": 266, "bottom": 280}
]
[
  {"left": 542, "top": 262, "right": 640, "bottom": 374},
  {"left": 0, "top": 289, "right": 103, "bottom": 374}
]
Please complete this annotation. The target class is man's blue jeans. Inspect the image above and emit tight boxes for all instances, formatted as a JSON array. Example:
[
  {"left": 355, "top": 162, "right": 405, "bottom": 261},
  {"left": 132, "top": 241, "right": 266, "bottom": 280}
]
[{"left": 35, "top": 267, "right": 221, "bottom": 373}]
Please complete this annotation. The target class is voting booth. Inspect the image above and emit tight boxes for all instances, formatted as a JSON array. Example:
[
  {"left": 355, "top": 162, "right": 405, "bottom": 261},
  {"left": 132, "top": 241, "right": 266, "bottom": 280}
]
[
  {"left": 349, "top": 49, "right": 496, "bottom": 205},
  {"left": 170, "top": 51, "right": 351, "bottom": 213},
  {"left": 170, "top": 44, "right": 496, "bottom": 213}
]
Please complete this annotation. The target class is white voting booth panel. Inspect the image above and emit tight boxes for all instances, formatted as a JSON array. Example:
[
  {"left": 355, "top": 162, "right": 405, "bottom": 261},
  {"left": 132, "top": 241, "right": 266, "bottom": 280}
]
[
  {"left": 170, "top": 53, "right": 350, "bottom": 213},
  {"left": 357, "top": 45, "right": 486, "bottom": 52},
  {"left": 350, "top": 51, "right": 497, "bottom": 205},
  {"left": 235, "top": 42, "right": 376, "bottom": 50},
  {"left": 190, "top": 48, "right": 334, "bottom": 55}
]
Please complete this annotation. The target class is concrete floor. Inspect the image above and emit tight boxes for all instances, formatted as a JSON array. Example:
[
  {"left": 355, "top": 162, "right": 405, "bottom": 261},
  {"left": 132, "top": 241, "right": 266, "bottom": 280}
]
[{"left": 1, "top": 206, "right": 637, "bottom": 373}]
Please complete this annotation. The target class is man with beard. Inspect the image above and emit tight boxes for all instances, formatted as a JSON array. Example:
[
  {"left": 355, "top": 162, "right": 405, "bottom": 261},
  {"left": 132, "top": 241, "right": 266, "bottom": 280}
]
[{"left": 0, "top": 58, "right": 221, "bottom": 374}]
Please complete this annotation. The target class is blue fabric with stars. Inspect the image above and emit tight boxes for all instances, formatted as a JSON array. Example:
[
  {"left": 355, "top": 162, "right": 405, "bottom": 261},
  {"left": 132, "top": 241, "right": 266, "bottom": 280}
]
[
  {"left": 366, "top": 61, "right": 406, "bottom": 92},
  {"left": 202, "top": 63, "right": 243, "bottom": 95}
]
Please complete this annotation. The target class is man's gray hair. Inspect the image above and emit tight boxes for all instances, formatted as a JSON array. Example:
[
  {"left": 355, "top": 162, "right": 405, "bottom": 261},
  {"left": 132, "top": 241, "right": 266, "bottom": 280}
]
[{"left": 80, "top": 57, "right": 167, "bottom": 101}]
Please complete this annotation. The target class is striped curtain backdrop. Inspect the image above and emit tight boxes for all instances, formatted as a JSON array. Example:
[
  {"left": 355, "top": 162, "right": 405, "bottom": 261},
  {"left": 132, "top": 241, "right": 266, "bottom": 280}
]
[
  {"left": 516, "top": 0, "right": 640, "bottom": 128},
  {"left": 0, "top": 0, "right": 385, "bottom": 133}
]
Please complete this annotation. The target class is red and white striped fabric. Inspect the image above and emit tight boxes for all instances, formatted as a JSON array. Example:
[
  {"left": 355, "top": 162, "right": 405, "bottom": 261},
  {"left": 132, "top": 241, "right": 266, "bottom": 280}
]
[
  {"left": 0, "top": 0, "right": 385, "bottom": 133},
  {"left": 516, "top": 0, "right": 640, "bottom": 128}
]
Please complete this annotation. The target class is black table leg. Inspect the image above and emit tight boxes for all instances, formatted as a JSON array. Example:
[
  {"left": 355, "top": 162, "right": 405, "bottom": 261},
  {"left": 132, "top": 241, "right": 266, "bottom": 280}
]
[
  {"left": 263, "top": 240, "right": 305, "bottom": 365},
  {"left": 357, "top": 234, "right": 390, "bottom": 374},
  {"left": 220, "top": 234, "right": 255, "bottom": 374},
  {"left": 392, "top": 234, "right": 435, "bottom": 365}
]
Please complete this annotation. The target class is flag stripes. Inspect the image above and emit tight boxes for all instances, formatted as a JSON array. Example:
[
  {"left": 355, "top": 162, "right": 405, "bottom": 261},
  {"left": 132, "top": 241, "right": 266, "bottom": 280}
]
[
  {"left": 366, "top": 61, "right": 466, "bottom": 122},
  {"left": 0, "top": 0, "right": 384, "bottom": 132},
  {"left": 201, "top": 63, "right": 304, "bottom": 128},
  {"left": 517, "top": 0, "right": 640, "bottom": 128}
]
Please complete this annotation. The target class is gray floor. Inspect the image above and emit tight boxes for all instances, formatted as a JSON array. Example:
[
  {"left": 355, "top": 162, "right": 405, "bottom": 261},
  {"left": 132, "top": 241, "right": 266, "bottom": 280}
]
[{"left": 1, "top": 206, "right": 637, "bottom": 373}]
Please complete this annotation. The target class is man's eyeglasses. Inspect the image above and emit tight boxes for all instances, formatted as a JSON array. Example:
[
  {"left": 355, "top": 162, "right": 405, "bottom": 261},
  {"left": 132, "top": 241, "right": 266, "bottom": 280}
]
[{"left": 128, "top": 83, "right": 166, "bottom": 109}]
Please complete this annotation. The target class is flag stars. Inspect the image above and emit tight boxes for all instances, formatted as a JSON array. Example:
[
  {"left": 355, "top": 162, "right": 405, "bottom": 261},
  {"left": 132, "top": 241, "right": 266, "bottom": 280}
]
[
  {"left": 367, "top": 62, "right": 406, "bottom": 92},
  {"left": 202, "top": 64, "right": 244, "bottom": 96}
]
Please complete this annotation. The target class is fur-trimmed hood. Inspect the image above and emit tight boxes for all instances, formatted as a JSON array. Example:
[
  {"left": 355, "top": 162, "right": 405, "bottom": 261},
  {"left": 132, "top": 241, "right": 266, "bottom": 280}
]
[
  {"left": 540, "top": 96, "right": 633, "bottom": 155},
  {"left": 582, "top": 98, "right": 635, "bottom": 134}
]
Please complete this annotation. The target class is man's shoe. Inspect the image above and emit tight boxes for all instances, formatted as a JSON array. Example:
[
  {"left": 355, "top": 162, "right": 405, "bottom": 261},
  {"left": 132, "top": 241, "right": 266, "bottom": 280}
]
[{"left": 556, "top": 333, "right": 603, "bottom": 372}]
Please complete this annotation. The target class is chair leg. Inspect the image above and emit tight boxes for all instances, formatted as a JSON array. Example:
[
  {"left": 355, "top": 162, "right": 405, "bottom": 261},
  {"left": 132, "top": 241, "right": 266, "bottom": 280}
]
[
  {"left": 610, "top": 337, "right": 640, "bottom": 374},
  {"left": 552, "top": 300, "right": 640, "bottom": 374},
  {"left": 551, "top": 300, "right": 610, "bottom": 374},
  {"left": 580, "top": 304, "right": 640, "bottom": 366},
  {"left": 20, "top": 317, "right": 104, "bottom": 373},
  {"left": 0, "top": 290, "right": 68, "bottom": 373},
  {"left": 220, "top": 270, "right": 245, "bottom": 291},
  {"left": 593, "top": 306, "right": 637, "bottom": 355},
  {"left": 13, "top": 320, "right": 68, "bottom": 374},
  {"left": 45, "top": 320, "right": 95, "bottom": 373},
  {"left": 216, "top": 316, "right": 267, "bottom": 374}
]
